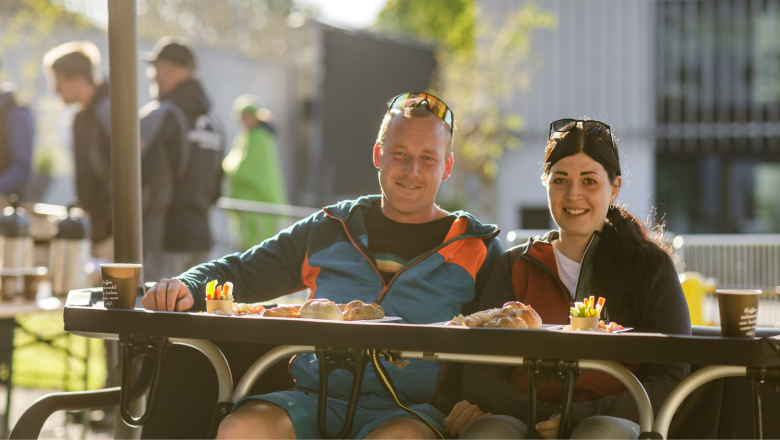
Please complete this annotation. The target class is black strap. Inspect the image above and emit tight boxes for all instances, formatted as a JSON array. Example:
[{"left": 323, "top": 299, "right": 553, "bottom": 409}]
[{"left": 369, "top": 349, "right": 444, "bottom": 439}]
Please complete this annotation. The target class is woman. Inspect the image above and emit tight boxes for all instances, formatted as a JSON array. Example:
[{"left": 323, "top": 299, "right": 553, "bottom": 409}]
[{"left": 444, "top": 119, "right": 691, "bottom": 439}]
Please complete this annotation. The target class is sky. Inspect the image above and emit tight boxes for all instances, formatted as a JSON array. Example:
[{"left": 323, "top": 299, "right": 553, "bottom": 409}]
[
  {"left": 300, "top": 0, "right": 388, "bottom": 29},
  {"left": 59, "top": 0, "right": 389, "bottom": 31}
]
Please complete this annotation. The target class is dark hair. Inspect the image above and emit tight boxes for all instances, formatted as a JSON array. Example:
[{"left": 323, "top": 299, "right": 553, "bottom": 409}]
[
  {"left": 543, "top": 123, "right": 671, "bottom": 329},
  {"left": 43, "top": 41, "right": 102, "bottom": 85}
]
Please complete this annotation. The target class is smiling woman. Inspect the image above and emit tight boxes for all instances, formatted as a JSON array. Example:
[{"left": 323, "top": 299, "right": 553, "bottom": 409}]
[{"left": 443, "top": 119, "right": 692, "bottom": 440}]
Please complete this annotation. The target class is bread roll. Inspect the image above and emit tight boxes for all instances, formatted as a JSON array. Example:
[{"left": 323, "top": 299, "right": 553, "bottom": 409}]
[
  {"left": 343, "top": 302, "right": 384, "bottom": 321},
  {"left": 501, "top": 301, "right": 528, "bottom": 314},
  {"left": 344, "top": 300, "right": 365, "bottom": 311},
  {"left": 497, "top": 316, "right": 529, "bottom": 328},
  {"left": 262, "top": 307, "right": 294, "bottom": 318},
  {"left": 281, "top": 305, "right": 301, "bottom": 317},
  {"left": 463, "top": 308, "right": 503, "bottom": 327},
  {"left": 299, "top": 299, "right": 344, "bottom": 321},
  {"left": 507, "top": 307, "right": 542, "bottom": 329}
]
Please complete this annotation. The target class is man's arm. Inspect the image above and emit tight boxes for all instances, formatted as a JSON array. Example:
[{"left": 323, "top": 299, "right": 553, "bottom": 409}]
[
  {"left": 143, "top": 210, "right": 324, "bottom": 311},
  {"left": 0, "top": 107, "right": 33, "bottom": 195}
]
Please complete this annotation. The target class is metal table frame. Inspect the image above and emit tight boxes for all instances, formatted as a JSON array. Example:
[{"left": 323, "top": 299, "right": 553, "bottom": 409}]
[{"left": 30, "top": 299, "right": 780, "bottom": 439}]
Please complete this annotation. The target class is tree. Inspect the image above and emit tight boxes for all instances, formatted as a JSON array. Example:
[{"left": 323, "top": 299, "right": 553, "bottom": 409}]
[{"left": 375, "top": 0, "right": 556, "bottom": 219}]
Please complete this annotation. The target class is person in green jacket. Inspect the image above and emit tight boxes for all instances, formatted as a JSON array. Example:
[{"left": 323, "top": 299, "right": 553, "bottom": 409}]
[{"left": 223, "top": 94, "right": 288, "bottom": 250}]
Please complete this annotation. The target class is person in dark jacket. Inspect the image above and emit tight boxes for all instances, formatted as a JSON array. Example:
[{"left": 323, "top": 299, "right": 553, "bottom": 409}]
[
  {"left": 445, "top": 119, "right": 691, "bottom": 439},
  {"left": 43, "top": 42, "right": 113, "bottom": 260},
  {"left": 141, "top": 92, "right": 505, "bottom": 439},
  {"left": 139, "top": 37, "right": 224, "bottom": 282},
  {"left": 0, "top": 55, "right": 34, "bottom": 201}
]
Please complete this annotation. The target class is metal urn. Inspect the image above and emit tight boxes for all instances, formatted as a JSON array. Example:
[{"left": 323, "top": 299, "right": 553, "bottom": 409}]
[
  {"left": 50, "top": 206, "right": 92, "bottom": 297},
  {"left": 0, "top": 196, "right": 33, "bottom": 298}
]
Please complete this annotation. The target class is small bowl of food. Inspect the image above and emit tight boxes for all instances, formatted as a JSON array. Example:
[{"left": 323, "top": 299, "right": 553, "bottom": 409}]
[
  {"left": 569, "top": 296, "right": 605, "bottom": 331},
  {"left": 205, "top": 280, "right": 234, "bottom": 313}
]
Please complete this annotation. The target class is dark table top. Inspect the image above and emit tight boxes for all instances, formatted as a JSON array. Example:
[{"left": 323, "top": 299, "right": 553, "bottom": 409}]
[{"left": 63, "top": 300, "right": 780, "bottom": 368}]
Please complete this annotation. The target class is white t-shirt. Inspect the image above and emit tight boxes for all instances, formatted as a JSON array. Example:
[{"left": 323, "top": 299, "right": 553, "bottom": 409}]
[{"left": 553, "top": 244, "right": 581, "bottom": 299}]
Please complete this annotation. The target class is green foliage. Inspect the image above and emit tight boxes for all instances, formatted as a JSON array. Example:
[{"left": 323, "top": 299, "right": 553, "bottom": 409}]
[
  {"left": 376, "top": 0, "right": 475, "bottom": 53},
  {"left": 376, "top": 1, "right": 556, "bottom": 217},
  {"left": 138, "top": 0, "right": 303, "bottom": 60}
]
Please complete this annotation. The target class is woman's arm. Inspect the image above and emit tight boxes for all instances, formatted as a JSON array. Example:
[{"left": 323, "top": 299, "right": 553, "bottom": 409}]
[{"left": 569, "top": 256, "right": 692, "bottom": 425}]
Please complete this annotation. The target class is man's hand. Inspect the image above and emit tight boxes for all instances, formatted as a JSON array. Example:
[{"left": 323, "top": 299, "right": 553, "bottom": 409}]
[
  {"left": 535, "top": 412, "right": 561, "bottom": 439},
  {"left": 141, "top": 278, "right": 193, "bottom": 312},
  {"left": 442, "top": 400, "right": 491, "bottom": 437}
]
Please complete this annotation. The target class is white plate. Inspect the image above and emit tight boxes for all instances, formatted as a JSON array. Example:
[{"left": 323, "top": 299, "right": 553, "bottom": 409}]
[
  {"left": 550, "top": 325, "right": 633, "bottom": 333},
  {"left": 362, "top": 316, "right": 403, "bottom": 323}
]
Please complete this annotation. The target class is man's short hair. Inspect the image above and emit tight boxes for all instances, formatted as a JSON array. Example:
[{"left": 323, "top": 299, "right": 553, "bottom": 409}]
[
  {"left": 375, "top": 105, "right": 454, "bottom": 156},
  {"left": 43, "top": 41, "right": 103, "bottom": 85}
]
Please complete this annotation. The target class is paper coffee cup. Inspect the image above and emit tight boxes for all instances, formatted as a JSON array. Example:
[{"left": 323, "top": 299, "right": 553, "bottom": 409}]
[
  {"left": 716, "top": 289, "right": 761, "bottom": 338},
  {"left": 101, "top": 263, "right": 142, "bottom": 309}
]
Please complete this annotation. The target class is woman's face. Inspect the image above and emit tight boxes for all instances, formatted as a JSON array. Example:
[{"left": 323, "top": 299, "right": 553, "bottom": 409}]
[{"left": 545, "top": 152, "right": 621, "bottom": 240}]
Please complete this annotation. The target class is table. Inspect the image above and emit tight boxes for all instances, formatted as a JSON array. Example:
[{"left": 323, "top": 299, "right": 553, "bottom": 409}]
[{"left": 59, "top": 304, "right": 779, "bottom": 438}]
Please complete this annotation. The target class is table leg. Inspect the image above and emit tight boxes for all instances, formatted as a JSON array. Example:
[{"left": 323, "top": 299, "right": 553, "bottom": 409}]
[
  {"left": 524, "top": 360, "right": 538, "bottom": 440},
  {"left": 1, "top": 318, "right": 15, "bottom": 439},
  {"left": 654, "top": 365, "right": 746, "bottom": 439}
]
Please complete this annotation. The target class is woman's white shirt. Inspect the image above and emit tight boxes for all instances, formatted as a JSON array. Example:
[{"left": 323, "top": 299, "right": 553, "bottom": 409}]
[{"left": 553, "top": 244, "right": 581, "bottom": 300}]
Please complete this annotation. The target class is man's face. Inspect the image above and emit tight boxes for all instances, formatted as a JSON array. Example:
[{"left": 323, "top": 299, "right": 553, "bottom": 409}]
[
  {"left": 373, "top": 114, "right": 453, "bottom": 223},
  {"left": 53, "top": 72, "right": 81, "bottom": 104}
]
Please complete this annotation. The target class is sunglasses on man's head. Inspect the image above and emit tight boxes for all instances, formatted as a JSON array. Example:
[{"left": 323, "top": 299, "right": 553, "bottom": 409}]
[
  {"left": 548, "top": 118, "right": 617, "bottom": 151},
  {"left": 388, "top": 92, "right": 454, "bottom": 135}
]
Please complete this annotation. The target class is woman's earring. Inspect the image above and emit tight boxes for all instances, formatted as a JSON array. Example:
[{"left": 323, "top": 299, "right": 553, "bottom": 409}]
[{"left": 609, "top": 204, "right": 615, "bottom": 210}]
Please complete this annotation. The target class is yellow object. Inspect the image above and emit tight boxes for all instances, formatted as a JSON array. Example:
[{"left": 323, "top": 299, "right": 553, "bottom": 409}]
[{"left": 679, "top": 271, "right": 715, "bottom": 326}]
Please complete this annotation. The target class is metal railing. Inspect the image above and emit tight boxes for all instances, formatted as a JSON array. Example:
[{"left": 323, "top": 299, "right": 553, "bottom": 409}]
[
  {"left": 673, "top": 234, "right": 780, "bottom": 292},
  {"left": 215, "top": 198, "right": 319, "bottom": 220}
]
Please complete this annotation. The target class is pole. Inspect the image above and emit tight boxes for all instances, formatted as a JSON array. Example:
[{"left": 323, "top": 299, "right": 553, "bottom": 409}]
[
  {"left": 108, "top": 0, "right": 143, "bottom": 273},
  {"left": 108, "top": 2, "right": 145, "bottom": 438}
]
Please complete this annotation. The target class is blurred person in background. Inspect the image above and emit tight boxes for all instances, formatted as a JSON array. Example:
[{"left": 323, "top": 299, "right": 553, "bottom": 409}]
[
  {"left": 223, "top": 94, "right": 288, "bottom": 250},
  {"left": 0, "top": 54, "right": 34, "bottom": 204},
  {"left": 139, "top": 36, "right": 224, "bottom": 282},
  {"left": 43, "top": 42, "right": 113, "bottom": 261}
]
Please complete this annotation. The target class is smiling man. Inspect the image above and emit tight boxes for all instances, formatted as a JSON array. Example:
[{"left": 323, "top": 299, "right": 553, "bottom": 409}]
[{"left": 141, "top": 92, "right": 504, "bottom": 439}]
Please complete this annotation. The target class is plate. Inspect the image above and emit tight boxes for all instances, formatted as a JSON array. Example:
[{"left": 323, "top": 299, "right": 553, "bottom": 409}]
[
  {"left": 550, "top": 325, "right": 633, "bottom": 334},
  {"left": 361, "top": 316, "right": 403, "bottom": 323}
]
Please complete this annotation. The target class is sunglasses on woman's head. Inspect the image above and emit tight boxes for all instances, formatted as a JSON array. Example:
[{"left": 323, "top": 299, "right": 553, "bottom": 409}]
[
  {"left": 548, "top": 119, "right": 617, "bottom": 151},
  {"left": 388, "top": 92, "right": 454, "bottom": 135}
]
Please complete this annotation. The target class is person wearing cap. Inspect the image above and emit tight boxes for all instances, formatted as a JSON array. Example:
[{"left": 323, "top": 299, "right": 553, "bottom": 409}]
[
  {"left": 141, "top": 92, "right": 504, "bottom": 439},
  {"left": 223, "top": 94, "right": 288, "bottom": 250},
  {"left": 42, "top": 41, "right": 113, "bottom": 260},
  {"left": 0, "top": 55, "right": 33, "bottom": 203},
  {"left": 139, "top": 36, "right": 225, "bottom": 282}
]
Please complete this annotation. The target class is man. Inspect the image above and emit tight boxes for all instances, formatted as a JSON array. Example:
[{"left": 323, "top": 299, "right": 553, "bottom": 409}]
[
  {"left": 139, "top": 36, "right": 224, "bottom": 282},
  {"left": 223, "top": 94, "right": 288, "bottom": 250},
  {"left": 0, "top": 55, "right": 33, "bottom": 201},
  {"left": 142, "top": 92, "right": 503, "bottom": 439},
  {"left": 43, "top": 42, "right": 112, "bottom": 260}
]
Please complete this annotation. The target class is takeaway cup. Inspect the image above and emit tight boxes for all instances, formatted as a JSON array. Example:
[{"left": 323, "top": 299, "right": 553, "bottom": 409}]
[
  {"left": 22, "top": 267, "right": 48, "bottom": 301},
  {"left": 717, "top": 289, "right": 761, "bottom": 338},
  {"left": 101, "top": 263, "right": 142, "bottom": 309}
]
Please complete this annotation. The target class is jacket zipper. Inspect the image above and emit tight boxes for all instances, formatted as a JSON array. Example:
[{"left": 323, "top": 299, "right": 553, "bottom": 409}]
[
  {"left": 324, "top": 210, "right": 498, "bottom": 304},
  {"left": 572, "top": 233, "right": 598, "bottom": 302}
]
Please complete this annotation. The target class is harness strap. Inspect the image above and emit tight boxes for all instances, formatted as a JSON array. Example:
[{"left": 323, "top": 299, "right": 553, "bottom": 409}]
[{"left": 370, "top": 350, "right": 444, "bottom": 440}]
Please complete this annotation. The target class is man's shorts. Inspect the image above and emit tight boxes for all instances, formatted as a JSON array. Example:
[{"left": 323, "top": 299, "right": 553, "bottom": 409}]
[{"left": 234, "top": 390, "right": 446, "bottom": 439}]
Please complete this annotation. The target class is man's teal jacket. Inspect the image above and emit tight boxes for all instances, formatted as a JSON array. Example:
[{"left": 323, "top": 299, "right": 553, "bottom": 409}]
[{"left": 178, "top": 195, "right": 503, "bottom": 407}]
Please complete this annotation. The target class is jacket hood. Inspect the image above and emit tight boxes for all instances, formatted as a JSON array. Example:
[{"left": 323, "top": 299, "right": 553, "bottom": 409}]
[
  {"left": 323, "top": 195, "right": 500, "bottom": 239},
  {"left": 161, "top": 77, "right": 210, "bottom": 116}
]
